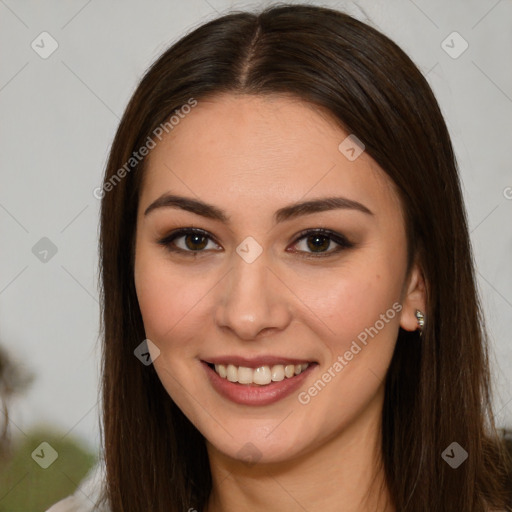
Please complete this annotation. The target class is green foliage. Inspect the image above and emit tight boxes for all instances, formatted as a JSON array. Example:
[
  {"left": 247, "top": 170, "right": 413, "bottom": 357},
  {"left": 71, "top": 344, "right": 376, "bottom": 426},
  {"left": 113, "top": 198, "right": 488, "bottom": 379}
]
[{"left": 0, "top": 426, "right": 97, "bottom": 512}]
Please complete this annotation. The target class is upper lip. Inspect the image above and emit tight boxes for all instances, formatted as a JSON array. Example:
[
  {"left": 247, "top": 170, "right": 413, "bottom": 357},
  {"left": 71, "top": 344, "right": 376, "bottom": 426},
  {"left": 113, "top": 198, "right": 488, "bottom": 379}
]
[{"left": 203, "top": 356, "right": 316, "bottom": 368}]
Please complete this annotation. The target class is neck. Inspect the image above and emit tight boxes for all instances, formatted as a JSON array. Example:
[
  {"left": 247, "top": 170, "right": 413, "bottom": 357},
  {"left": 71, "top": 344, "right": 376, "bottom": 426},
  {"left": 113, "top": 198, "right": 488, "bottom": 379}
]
[{"left": 204, "top": 386, "right": 394, "bottom": 512}]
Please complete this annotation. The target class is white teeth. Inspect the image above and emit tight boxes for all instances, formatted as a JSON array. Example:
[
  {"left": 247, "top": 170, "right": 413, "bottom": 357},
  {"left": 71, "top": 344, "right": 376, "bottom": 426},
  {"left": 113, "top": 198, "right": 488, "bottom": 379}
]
[
  {"left": 212, "top": 362, "right": 310, "bottom": 385},
  {"left": 238, "top": 366, "right": 253, "bottom": 384},
  {"left": 215, "top": 364, "right": 227, "bottom": 378},
  {"left": 253, "top": 366, "right": 272, "bottom": 385},
  {"left": 284, "top": 364, "right": 295, "bottom": 378},
  {"left": 227, "top": 364, "right": 238, "bottom": 382},
  {"left": 271, "top": 365, "right": 285, "bottom": 382}
]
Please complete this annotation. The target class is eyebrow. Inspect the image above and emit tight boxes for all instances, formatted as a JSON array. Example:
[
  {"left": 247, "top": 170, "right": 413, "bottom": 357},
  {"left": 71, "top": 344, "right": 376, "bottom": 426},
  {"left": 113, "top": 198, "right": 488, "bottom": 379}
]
[{"left": 143, "top": 193, "right": 373, "bottom": 223}]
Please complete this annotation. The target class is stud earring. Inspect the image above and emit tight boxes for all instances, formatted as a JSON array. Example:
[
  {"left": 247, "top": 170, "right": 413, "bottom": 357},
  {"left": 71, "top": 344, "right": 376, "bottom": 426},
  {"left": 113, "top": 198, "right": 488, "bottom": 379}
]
[{"left": 415, "top": 309, "right": 425, "bottom": 336}]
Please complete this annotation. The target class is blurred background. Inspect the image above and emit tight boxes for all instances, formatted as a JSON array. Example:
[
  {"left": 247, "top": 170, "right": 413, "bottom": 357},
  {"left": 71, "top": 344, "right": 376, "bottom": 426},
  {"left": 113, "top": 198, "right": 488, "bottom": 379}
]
[{"left": 1, "top": 0, "right": 511, "bottom": 509}]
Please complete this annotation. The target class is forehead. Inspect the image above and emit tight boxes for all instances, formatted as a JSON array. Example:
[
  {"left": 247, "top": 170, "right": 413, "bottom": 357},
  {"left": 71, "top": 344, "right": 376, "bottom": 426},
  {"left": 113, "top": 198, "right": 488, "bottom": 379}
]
[{"left": 140, "top": 93, "right": 401, "bottom": 220}]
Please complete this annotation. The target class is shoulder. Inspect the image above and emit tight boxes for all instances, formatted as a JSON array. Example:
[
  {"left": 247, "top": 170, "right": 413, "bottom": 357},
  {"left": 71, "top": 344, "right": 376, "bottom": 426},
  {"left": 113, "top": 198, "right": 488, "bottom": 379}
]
[
  {"left": 44, "top": 460, "right": 110, "bottom": 512},
  {"left": 45, "top": 494, "right": 109, "bottom": 512},
  {"left": 45, "top": 495, "right": 89, "bottom": 512}
]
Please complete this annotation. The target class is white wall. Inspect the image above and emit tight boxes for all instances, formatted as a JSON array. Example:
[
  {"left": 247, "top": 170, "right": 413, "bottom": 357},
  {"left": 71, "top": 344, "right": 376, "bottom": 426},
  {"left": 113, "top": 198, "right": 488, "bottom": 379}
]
[{"left": 1, "top": 0, "right": 510, "bottom": 453}]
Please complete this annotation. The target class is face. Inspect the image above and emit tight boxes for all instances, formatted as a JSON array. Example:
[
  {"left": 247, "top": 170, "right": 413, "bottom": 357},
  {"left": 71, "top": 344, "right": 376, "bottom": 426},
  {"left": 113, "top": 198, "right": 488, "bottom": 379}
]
[{"left": 134, "top": 93, "right": 424, "bottom": 464}]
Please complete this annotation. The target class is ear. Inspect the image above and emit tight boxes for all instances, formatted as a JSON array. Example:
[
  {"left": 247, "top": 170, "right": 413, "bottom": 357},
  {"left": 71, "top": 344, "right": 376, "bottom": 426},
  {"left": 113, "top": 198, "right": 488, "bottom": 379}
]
[{"left": 399, "top": 261, "right": 427, "bottom": 332}]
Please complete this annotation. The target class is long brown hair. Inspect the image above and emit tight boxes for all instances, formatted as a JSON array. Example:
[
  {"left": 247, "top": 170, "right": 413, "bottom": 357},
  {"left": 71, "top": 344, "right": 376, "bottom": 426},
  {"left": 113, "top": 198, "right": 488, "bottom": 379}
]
[{"left": 98, "top": 4, "right": 511, "bottom": 510}]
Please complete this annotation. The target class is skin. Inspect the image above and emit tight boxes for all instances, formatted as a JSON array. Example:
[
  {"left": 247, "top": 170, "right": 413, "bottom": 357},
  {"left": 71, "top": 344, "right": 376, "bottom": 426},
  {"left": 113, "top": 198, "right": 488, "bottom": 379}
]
[{"left": 133, "top": 93, "right": 426, "bottom": 512}]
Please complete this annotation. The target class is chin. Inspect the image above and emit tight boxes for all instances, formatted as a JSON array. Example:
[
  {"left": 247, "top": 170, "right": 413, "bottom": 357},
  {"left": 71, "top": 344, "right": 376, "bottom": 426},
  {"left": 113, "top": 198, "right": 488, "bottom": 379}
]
[{"left": 205, "top": 431, "right": 309, "bottom": 466}]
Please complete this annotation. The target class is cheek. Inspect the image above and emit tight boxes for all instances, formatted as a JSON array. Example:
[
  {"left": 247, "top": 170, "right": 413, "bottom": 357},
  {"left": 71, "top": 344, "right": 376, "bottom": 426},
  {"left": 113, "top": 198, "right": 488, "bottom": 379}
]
[
  {"left": 292, "top": 272, "right": 402, "bottom": 430},
  {"left": 134, "top": 250, "right": 201, "bottom": 342},
  {"left": 307, "top": 258, "right": 404, "bottom": 364}
]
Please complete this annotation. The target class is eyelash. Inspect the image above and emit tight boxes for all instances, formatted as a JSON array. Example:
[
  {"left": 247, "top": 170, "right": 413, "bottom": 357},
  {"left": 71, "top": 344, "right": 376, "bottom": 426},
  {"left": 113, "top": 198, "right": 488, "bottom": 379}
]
[{"left": 156, "top": 228, "right": 354, "bottom": 258}]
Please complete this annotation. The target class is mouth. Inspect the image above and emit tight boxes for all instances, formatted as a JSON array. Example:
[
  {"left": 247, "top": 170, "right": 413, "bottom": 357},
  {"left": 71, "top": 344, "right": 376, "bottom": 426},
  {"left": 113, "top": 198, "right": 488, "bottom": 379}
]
[
  {"left": 205, "top": 361, "right": 312, "bottom": 386},
  {"left": 201, "top": 358, "right": 318, "bottom": 406}
]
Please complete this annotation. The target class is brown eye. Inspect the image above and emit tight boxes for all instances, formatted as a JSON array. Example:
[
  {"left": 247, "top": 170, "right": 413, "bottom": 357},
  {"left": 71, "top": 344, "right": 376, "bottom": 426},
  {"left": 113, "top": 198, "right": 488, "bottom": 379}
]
[
  {"left": 181, "top": 232, "right": 209, "bottom": 251},
  {"left": 157, "top": 228, "right": 220, "bottom": 254},
  {"left": 305, "top": 233, "right": 331, "bottom": 252},
  {"left": 289, "top": 229, "right": 354, "bottom": 257}
]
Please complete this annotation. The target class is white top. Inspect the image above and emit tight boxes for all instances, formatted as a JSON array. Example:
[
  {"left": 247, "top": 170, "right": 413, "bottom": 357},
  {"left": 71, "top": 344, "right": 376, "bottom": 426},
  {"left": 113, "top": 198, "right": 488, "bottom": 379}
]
[{"left": 45, "top": 460, "right": 110, "bottom": 512}]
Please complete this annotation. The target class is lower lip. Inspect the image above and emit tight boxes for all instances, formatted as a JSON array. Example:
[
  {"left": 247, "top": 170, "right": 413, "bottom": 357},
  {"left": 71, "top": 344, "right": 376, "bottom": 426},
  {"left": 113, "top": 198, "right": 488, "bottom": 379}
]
[{"left": 202, "top": 361, "right": 316, "bottom": 406}]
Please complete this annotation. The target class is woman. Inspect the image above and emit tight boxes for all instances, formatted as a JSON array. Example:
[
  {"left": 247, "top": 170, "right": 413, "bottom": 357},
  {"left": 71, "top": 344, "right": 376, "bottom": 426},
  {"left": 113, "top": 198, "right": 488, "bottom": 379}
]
[{"left": 47, "top": 3, "right": 511, "bottom": 511}]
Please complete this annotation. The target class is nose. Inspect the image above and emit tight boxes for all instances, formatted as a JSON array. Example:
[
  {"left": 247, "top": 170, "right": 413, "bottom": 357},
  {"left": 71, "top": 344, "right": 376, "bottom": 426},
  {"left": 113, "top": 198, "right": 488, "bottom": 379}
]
[{"left": 214, "top": 251, "right": 292, "bottom": 341}]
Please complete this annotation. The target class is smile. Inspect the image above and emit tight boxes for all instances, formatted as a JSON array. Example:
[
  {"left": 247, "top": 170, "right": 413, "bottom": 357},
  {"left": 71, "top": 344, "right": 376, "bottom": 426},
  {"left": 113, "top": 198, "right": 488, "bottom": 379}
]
[
  {"left": 202, "top": 359, "right": 317, "bottom": 406},
  {"left": 209, "top": 362, "right": 310, "bottom": 386}
]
